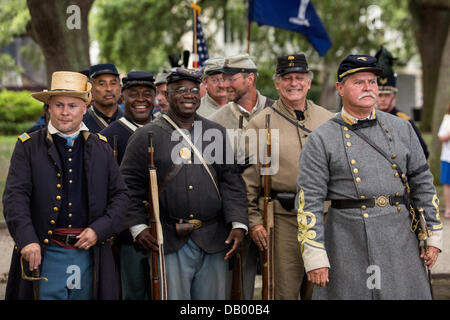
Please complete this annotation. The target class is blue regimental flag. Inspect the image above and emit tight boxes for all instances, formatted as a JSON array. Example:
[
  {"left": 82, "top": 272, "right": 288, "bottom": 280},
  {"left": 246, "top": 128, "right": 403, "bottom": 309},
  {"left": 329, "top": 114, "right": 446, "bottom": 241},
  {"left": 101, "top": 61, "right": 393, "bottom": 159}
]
[
  {"left": 192, "top": 3, "right": 209, "bottom": 68},
  {"left": 248, "top": 0, "right": 332, "bottom": 56}
]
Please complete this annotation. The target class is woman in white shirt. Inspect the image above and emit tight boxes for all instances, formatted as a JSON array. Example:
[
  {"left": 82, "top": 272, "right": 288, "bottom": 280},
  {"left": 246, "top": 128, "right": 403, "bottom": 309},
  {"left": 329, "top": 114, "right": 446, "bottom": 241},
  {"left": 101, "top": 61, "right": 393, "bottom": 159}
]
[{"left": 438, "top": 102, "right": 450, "bottom": 218}]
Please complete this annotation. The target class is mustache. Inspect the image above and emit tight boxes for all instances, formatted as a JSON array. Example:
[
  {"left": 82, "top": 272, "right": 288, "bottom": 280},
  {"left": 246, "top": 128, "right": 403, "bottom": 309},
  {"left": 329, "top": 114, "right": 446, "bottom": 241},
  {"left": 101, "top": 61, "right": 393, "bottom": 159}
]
[{"left": 358, "top": 92, "right": 376, "bottom": 99}]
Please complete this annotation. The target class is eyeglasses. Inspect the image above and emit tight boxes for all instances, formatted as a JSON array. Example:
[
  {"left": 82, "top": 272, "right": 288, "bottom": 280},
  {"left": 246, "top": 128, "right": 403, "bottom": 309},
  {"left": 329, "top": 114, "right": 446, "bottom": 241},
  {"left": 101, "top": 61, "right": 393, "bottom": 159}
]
[
  {"left": 223, "top": 75, "right": 244, "bottom": 83},
  {"left": 172, "top": 86, "right": 200, "bottom": 95},
  {"left": 208, "top": 78, "right": 225, "bottom": 84}
]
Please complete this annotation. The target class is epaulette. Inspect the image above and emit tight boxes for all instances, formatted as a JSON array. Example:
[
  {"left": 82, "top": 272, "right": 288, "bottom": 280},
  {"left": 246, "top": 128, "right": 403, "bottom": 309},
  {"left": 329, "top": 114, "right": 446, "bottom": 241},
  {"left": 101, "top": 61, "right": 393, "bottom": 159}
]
[
  {"left": 97, "top": 133, "right": 108, "bottom": 143},
  {"left": 396, "top": 112, "right": 410, "bottom": 121},
  {"left": 18, "top": 132, "right": 31, "bottom": 143}
]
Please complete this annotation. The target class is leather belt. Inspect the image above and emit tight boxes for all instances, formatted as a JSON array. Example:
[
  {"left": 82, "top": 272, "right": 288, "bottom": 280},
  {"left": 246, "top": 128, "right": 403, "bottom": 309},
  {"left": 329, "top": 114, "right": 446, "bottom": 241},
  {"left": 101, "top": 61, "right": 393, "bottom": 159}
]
[
  {"left": 331, "top": 195, "right": 406, "bottom": 209},
  {"left": 171, "top": 215, "right": 221, "bottom": 230},
  {"left": 51, "top": 234, "right": 79, "bottom": 246}
]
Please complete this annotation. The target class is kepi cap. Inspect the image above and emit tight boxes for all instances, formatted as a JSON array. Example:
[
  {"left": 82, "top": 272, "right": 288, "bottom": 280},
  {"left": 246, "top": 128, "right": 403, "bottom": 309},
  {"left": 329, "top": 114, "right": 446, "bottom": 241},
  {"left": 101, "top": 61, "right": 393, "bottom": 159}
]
[
  {"left": 166, "top": 67, "right": 202, "bottom": 85},
  {"left": 89, "top": 63, "right": 119, "bottom": 79},
  {"left": 337, "top": 54, "right": 383, "bottom": 82},
  {"left": 276, "top": 54, "right": 309, "bottom": 76},
  {"left": 222, "top": 54, "right": 257, "bottom": 75},
  {"left": 154, "top": 70, "right": 170, "bottom": 86},
  {"left": 122, "top": 71, "right": 156, "bottom": 91},
  {"left": 203, "top": 57, "right": 225, "bottom": 76}
]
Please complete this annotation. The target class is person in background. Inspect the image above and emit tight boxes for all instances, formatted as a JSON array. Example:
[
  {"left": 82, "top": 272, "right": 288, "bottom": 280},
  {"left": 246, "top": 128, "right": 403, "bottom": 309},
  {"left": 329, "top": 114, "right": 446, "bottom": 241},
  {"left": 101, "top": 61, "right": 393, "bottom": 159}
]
[{"left": 438, "top": 102, "right": 450, "bottom": 219}]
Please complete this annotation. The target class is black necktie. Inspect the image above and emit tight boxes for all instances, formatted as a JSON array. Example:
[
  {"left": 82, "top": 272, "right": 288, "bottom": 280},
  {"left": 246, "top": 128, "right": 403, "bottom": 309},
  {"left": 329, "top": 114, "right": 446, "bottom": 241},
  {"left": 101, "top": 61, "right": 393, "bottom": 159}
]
[
  {"left": 352, "top": 119, "right": 377, "bottom": 130},
  {"left": 294, "top": 110, "right": 305, "bottom": 121}
]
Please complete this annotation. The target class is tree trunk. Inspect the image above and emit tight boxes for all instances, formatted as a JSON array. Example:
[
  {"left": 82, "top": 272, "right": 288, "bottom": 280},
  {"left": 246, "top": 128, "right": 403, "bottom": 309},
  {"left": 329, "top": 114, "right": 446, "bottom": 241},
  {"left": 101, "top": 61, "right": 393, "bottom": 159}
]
[
  {"left": 430, "top": 29, "right": 450, "bottom": 182},
  {"left": 409, "top": 0, "right": 450, "bottom": 132},
  {"left": 27, "top": 0, "right": 94, "bottom": 86},
  {"left": 319, "top": 61, "right": 341, "bottom": 112}
]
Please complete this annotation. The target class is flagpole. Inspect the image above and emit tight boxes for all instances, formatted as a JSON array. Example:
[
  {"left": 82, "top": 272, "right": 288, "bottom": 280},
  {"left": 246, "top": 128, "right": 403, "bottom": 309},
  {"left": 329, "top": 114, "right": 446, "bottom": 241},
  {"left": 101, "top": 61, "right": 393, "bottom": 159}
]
[
  {"left": 191, "top": 3, "right": 202, "bottom": 68},
  {"left": 247, "top": 21, "right": 251, "bottom": 54}
]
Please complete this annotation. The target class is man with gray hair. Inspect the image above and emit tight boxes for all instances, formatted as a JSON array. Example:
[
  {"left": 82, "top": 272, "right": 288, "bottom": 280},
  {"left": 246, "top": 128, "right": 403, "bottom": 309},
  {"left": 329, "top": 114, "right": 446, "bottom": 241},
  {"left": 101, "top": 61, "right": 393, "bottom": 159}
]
[
  {"left": 197, "top": 57, "right": 229, "bottom": 118},
  {"left": 243, "top": 54, "right": 333, "bottom": 299}
]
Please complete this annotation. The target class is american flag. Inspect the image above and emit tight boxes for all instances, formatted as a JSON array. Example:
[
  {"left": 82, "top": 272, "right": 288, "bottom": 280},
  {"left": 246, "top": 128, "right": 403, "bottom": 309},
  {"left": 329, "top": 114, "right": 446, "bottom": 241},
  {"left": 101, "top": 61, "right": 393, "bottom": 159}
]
[{"left": 192, "top": 4, "right": 209, "bottom": 68}]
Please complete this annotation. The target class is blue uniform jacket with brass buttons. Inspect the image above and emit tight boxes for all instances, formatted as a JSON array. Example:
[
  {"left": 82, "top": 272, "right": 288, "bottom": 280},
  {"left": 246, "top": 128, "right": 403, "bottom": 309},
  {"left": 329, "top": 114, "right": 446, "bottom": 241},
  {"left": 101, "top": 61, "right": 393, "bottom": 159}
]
[{"left": 3, "top": 128, "right": 129, "bottom": 300}]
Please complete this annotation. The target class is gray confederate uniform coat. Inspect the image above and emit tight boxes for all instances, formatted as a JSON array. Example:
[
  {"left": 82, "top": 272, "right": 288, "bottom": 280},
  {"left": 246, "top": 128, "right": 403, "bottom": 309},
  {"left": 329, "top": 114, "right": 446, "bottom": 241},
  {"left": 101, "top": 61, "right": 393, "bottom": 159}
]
[
  {"left": 197, "top": 93, "right": 221, "bottom": 118},
  {"left": 296, "top": 109, "right": 443, "bottom": 300}
]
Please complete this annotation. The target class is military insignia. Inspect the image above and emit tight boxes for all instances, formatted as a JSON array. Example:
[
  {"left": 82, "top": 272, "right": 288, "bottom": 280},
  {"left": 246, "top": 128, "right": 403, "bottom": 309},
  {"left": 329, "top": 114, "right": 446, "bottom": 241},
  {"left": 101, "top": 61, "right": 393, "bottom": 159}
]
[
  {"left": 97, "top": 133, "right": 108, "bottom": 143},
  {"left": 357, "top": 57, "right": 368, "bottom": 61},
  {"left": 18, "top": 132, "right": 31, "bottom": 143},
  {"left": 379, "top": 77, "right": 388, "bottom": 85},
  {"left": 288, "top": 55, "right": 295, "bottom": 67},
  {"left": 179, "top": 147, "right": 192, "bottom": 160}
]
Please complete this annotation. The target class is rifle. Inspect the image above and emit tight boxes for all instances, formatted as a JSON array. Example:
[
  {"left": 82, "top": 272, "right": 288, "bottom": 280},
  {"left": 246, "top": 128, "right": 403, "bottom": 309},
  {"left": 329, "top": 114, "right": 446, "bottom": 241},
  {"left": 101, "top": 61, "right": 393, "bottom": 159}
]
[
  {"left": 417, "top": 207, "right": 434, "bottom": 299},
  {"left": 261, "top": 114, "right": 274, "bottom": 300},
  {"left": 230, "top": 115, "right": 244, "bottom": 300},
  {"left": 113, "top": 135, "right": 118, "bottom": 162},
  {"left": 147, "top": 131, "right": 168, "bottom": 300}
]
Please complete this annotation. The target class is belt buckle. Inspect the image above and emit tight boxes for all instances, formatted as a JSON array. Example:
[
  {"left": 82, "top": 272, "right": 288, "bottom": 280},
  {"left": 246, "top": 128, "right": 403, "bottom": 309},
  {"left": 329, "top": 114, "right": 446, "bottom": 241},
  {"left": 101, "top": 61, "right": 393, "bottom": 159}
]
[
  {"left": 65, "top": 234, "right": 77, "bottom": 245},
  {"left": 187, "top": 219, "right": 202, "bottom": 229},
  {"left": 375, "top": 196, "right": 389, "bottom": 207}
]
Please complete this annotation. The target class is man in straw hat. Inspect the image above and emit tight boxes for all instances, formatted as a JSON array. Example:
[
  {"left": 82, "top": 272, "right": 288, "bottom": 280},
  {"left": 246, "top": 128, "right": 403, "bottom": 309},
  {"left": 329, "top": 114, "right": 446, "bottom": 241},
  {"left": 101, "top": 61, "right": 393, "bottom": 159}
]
[{"left": 3, "top": 71, "right": 129, "bottom": 300}]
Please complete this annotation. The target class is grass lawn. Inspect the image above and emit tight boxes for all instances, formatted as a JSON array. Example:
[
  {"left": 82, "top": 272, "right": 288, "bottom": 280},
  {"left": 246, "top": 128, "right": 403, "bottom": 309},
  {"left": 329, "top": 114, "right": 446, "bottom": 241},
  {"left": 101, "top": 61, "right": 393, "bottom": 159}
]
[{"left": 0, "top": 135, "right": 17, "bottom": 220}]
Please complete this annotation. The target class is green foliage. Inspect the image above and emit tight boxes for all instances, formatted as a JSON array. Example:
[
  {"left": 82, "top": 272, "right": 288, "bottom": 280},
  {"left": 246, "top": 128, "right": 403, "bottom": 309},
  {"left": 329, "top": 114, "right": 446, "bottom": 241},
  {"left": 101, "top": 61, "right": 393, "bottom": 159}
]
[{"left": 0, "top": 89, "right": 44, "bottom": 123}]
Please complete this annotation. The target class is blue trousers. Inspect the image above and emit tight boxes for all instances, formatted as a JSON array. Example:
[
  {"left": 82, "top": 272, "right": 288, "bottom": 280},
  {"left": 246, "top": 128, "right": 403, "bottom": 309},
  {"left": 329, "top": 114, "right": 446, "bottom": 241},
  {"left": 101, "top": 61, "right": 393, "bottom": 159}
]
[
  {"left": 40, "top": 244, "right": 93, "bottom": 300},
  {"left": 165, "top": 239, "right": 228, "bottom": 300},
  {"left": 120, "top": 244, "right": 150, "bottom": 300}
]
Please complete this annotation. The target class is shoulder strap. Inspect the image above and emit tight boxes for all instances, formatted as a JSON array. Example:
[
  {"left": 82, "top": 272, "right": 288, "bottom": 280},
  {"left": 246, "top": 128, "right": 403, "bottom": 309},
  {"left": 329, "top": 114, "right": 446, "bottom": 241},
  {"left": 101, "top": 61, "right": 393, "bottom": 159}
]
[
  {"left": 162, "top": 114, "right": 222, "bottom": 200},
  {"left": 270, "top": 106, "right": 312, "bottom": 134},
  {"left": 88, "top": 106, "right": 108, "bottom": 130},
  {"left": 264, "top": 97, "right": 275, "bottom": 108},
  {"left": 118, "top": 117, "right": 139, "bottom": 134}
]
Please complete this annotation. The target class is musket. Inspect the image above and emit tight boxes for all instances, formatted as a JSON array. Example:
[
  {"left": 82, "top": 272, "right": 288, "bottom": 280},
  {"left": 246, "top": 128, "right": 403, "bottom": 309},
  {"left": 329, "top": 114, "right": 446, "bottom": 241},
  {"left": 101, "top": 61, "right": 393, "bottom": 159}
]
[
  {"left": 230, "top": 115, "right": 244, "bottom": 300},
  {"left": 261, "top": 114, "right": 274, "bottom": 300},
  {"left": 113, "top": 135, "right": 118, "bottom": 162},
  {"left": 147, "top": 131, "right": 168, "bottom": 300},
  {"left": 417, "top": 207, "right": 434, "bottom": 299}
]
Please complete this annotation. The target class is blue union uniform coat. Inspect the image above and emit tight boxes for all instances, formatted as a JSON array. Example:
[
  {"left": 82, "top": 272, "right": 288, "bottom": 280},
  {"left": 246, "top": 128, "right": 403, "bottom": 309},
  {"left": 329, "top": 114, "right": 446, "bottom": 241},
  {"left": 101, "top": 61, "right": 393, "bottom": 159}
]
[
  {"left": 3, "top": 128, "right": 129, "bottom": 300},
  {"left": 120, "top": 112, "right": 248, "bottom": 254},
  {"left": 296, "top": 110, "right": 443, "bottom": 300}
]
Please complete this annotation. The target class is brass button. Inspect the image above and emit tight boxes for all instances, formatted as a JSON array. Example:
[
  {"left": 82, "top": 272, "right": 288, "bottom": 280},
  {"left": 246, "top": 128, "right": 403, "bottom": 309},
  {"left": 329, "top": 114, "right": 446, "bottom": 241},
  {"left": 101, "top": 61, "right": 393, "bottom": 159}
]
[
  {"left": 361, "top": 205, "right": 367, "bottom": 210},
  {"left": 397, "top": 207, "right": 402, "bottom": 212},
  {"left": 57, "top": 184, "right": 61, "bottom": 189},
  {"left": 385, "top": 129, "right": 389, "bottom": 133},
  {"left": 69, "top": 169, "right": 73, "bottom": 173},
  {"left": 50, "top": 220, "right": 55, "bottom": 225},
  {"left": 68, "top": 225, "right": 72, "bottom": 228},
  {"left": 68, "top": 158, "right": 72, "bottom": 162},
  {"left": 68, "top": 148, "right": 72, "bottom": 153},
  {"left": 57, "top": 173, "right": 61, "bottom": 177},
  {"left": 401, "top": 173, "right": 406, "bottom": 179},
  {"left": 188, "top": 185, "right": 193, "bottom": 190},
  {"left": 53, "top": 206, "right": 59, "bottom": 212},
  {"left": 394, "top": 173, "right": 399, "bottom": 177},
  {"left": 47, "top": 230, "right": 53, "bottom": 235},
  {"left": 188, "top": 160, "right": 192, "bottom": 164},
  {"left": 68, "top": 213, "right": 73, "bottom": 218},
  {"left": 355, "top": 177, "right": 361, "bottom": 183},
  {"left": 345, "top": 134, "right": 351, "bottom": 139},
  {"left": 56, "top": 195, "right": 61, "bottom": 201},
  {"left": 389, "top": 137, "right": 393, "bottom": 142},
  {"left": 189, "top": 214, "right": 194, "bottom": 218},
  {"left": 392, "top": 154, "right": 397, "bottom": 159},
  {"left": 395, "top": 202, "right": 399, "bottom": 206},
  {"left": 68, "top": 202, "right": 72, "bottom": 207},
  {"left": 395, "top": 192, "right": 400, "bottom": 196},
  {"left": 344, "top": 127, "right": 349, "bottom": 131},
  {"left": 69, "top": 180, "right": 73, "bottom": 184},
  {"left": 43, "top": 239, "right": 49, "bottom": 244},
  {"left": 360, "top": 195, "right": 366, "bottom": 199},
  {"left": 380, "top": 122, "right": 384, "bottom": 126},
  {"left": 351, "top": 159, "right": 356, "bottom": 165},
  {"left": 392, "top": 164, "right": 397, "bottom": 169},
  {"left": 363, "top": 213, "right": 369, "bottom": 218},
  {"left": 346, "top": 142, "right": 352, "bottom": 147},
  {"left": 353, "top": 168, "right": 359, "bottom": 174}
]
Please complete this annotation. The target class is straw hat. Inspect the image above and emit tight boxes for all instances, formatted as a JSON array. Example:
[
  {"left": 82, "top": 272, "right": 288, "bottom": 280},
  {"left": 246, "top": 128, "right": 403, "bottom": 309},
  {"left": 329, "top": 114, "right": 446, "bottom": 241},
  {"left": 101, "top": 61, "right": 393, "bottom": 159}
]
[{"left": 32, "top": 71, "right": 92, "bottom": 104}]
